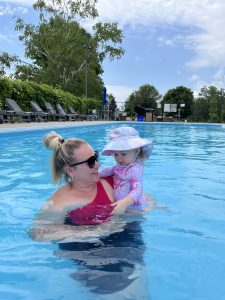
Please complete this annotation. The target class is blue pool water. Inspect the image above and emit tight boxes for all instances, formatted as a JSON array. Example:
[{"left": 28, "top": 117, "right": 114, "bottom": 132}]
[{"left": 0, "top": 123, "right": 225, "bottom": 300}]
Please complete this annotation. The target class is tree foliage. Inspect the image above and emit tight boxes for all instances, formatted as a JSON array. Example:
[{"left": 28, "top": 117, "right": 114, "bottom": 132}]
[
  {"left": 0, "top": 76, "right": 100, "bottom": 113},
  {"left": 0, "top": 52, "right": 21, "bottom": 77},
  {"left": 124, "top": 84, "right": 161, "bottom": 115},
  {"left": 193, "top": 86, "right": 225, "bottom": 122},
  {"left": 108, "top": 93, "right": 117, "bottom": 118},
  {"left": 1, "top": 0, "right": 124, "bottom": 100},
  {"left": 162, "top": 86, "right": 194, "bottom": 118}
]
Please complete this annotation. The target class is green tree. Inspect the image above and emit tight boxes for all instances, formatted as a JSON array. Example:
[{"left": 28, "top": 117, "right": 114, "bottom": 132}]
[
  {"left": 0, "top": 52, "right": 21, "bottom": 77},
  {"left": 2, "top": 0, "right": 124, "bottom": 100},
  {"left": 196, "top": 86, "right": 225, "bottom": 122},
  {"left": 124, "top": 84, "right": 161, "bottom": 115},
  {"left": 162, "top": 86, "right": 194, "bottom": 119},
  {"left": 192, "top": 97, "right": 210, "bottom": 122},
  {"left": 15, "top": 17, "right": 103, "bottom": 98},
  {"left": 108, "top": 93, "right": 117, "bottom": 119}
]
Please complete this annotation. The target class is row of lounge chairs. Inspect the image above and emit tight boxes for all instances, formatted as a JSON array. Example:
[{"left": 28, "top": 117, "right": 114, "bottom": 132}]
[{"left": 0, "top": 98, "right": 93, "bottom": 124}]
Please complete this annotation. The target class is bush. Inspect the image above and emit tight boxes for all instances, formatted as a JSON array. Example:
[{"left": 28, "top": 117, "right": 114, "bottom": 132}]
[{"left": 0, "top": 77, "right": 100, "bottom": 113}]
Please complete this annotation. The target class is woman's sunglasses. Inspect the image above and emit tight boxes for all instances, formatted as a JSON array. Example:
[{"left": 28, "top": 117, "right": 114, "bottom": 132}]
[{"left": 70, "top": 151, "right": 99, "bottom": 169}]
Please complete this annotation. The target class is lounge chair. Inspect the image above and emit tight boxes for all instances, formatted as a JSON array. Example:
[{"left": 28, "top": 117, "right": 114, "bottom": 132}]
[
  {"left": 68, "top": 105, "right": 90, "bottom": 121},
  {"left": 44, "top": 101, "right": 66, "bottom": 121},
  {"left": 86, "top": 109, "right": 98, "bottom": 121},
  {"left": 67, "top": 106, "right": 81, "bottom": 121},
  {"left": 0, "top": 109, "right": 15, "bottom": 124},
  {"left": 56, "top": 104, "right": 76, "bottom": 121},
  {"left": 5, "top": 98, "right": 42, "bottom": 123},
  {"left": 30, "top": 101, "right": 48, "bottom": 122}
]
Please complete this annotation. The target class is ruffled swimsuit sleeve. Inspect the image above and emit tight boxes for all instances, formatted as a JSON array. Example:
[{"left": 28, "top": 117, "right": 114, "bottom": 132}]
[
  {"left": 113, "top": 162, "right": 144, "bottom": 205},
  {"left": 126, "top": 163, "right": 144, "bottom": 204}
]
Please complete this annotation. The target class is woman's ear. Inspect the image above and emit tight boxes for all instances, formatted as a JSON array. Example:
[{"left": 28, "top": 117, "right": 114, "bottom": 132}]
[{"left": 65, "top": 166, "right": 75, "bottom": 177}]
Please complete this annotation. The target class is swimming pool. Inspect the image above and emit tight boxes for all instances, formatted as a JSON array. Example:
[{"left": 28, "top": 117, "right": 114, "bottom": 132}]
[{"left": 0, "top": 122, "right": 225, "bottom": 300}]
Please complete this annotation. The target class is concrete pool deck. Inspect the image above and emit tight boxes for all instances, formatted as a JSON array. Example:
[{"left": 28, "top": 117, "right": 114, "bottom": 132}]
[{"left": 0, "top": 120, "right": 119, "bottom": 132}]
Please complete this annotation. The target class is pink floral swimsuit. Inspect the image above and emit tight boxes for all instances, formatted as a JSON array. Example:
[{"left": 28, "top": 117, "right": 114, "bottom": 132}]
[{"left": 99, "top": 161, "right": 146, "bottom": 209}]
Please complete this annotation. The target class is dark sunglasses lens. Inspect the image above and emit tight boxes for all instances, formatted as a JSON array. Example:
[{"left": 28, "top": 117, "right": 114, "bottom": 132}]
[{"left": 87, "top": 155, "right": 97, "bottom": 168}]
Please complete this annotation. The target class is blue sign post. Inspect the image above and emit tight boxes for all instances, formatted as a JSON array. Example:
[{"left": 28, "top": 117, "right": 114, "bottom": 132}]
[{"left": 102, "top": 87, "right": 107, "bottom": 106}]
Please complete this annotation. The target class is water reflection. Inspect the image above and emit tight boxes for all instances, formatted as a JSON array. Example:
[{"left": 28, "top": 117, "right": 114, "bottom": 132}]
[{"left": 55, "top": 221, "right": 149, "bottom": 298}]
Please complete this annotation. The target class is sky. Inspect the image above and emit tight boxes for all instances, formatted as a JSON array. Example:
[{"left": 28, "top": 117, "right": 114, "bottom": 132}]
[{"left": 1, "top": 0, "right": 225, "bottom": 107}]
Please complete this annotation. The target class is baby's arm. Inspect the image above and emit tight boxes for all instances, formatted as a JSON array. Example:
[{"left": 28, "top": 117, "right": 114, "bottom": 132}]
[
  {"left": 111, "top": 195, "right": 134, "bottom": 214},
  {"left": 99, "top": 166, "right": 114, "bottom": 177}
]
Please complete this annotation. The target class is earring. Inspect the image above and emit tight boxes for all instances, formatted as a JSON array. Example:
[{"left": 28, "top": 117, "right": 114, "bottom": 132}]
[{"left": 70, "top": 176, "right": 74, "bottom": 182}]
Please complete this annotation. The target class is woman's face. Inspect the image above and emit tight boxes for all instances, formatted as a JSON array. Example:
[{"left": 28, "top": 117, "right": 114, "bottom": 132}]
[{"left": 71, "top": 143, "right": 100, "bottom": 185}]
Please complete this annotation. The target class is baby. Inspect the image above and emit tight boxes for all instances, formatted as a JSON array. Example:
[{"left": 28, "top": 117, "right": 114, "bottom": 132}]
[{"left": 99, "top": 126, "right": 153, "bottom": 214}]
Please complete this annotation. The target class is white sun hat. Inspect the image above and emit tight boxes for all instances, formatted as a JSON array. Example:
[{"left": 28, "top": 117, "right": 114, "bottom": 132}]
[{"left": 101, "top": 126, "right": 153, "bottom": 159}]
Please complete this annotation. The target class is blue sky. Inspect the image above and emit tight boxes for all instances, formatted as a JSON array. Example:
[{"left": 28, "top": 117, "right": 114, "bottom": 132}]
[{"left": 1, "top": 0, "right": 225, "bottom": 106}]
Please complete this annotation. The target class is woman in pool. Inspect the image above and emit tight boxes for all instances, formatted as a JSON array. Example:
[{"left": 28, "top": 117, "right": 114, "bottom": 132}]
[
  {"left": 30, "top": 130, "right": 155, "bottom": 242},
  {"left": 29, "top": 131, "right": 152, "bottom": 296}
]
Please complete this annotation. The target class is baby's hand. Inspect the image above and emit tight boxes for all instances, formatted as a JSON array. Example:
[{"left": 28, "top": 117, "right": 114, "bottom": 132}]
[{"left": 111, "top": 199, "right": 127, "bottom": 215}]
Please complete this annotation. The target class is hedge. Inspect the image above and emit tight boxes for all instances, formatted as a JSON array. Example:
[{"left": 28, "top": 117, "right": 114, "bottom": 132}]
[{"left": 0, "top": 77, "right": 101, "bottom": 113}]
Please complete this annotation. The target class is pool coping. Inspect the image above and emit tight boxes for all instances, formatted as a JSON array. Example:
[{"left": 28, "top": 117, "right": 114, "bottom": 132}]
[{"left": 0, "top": 120, "right": 224, "bottom": 134}]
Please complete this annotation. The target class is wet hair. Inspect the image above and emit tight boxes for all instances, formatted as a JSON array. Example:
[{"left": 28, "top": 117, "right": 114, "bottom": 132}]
[
  {"left": 137, "top": 147, "right": 146, "bottom": 160},
  {"left": 43, "top": 131, "right": 87, "bottom": 185},
  {"left": 127, "top": 147, "right": 146, "bottom": 161}
]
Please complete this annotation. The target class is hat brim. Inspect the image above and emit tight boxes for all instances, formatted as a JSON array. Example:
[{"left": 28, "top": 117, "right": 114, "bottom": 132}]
[{"left": 101, "top": 137, "right": 153, "bottom": 158}]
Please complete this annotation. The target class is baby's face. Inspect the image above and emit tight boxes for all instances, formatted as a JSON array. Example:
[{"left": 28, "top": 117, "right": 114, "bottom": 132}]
[{"left": 113, "top": 149, "right": 139, "bottom": 166}]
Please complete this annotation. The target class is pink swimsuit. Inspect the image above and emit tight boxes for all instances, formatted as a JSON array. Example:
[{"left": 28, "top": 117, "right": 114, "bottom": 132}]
[{"left": 100, "top": 161, "right": 146, "bottom": 207}]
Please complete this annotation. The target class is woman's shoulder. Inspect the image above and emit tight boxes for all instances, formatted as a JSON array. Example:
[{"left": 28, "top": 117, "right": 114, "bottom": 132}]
[
  {"left": 100, "top": 175, "right": 114, "bottom": 187},
  {"left": 50, "top": 184, "right": 73, "bottom": 210},
  {"left": 51, "top": 184, "right": 67, "bottom": 199}
]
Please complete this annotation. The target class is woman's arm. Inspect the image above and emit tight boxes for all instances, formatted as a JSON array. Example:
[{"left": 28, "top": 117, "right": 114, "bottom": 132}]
[
  {"left": 29, "top": 222, "right": 126, "bottom": 243},
  {"left": 28, "top": 199, "right": 78, "bottom": 242},
  {"left": 28, "top": 199, "right": 126, "bottom": 243},
  {"left": 29, "top": 180, "right": 117, "bottom": 243}
]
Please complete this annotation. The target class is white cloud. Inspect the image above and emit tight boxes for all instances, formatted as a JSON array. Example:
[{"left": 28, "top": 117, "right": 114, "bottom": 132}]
[
  {"left": 0, "top": 4, "right": 28, "bottom": 15},
  {"left": 134, "top": 56, "right": 143, "bottom": 62},
  {"left": 213, "top": 68, "right": 225, "bottom": 82},
  {"left": 3, "top": 0, "right": 225, "bottom": 69},
  {"left": 0, "top": 0, "right": 33, "bottom": 5},
  {"left": 0, "top": 33, "right": 14, "bottom": 43},
  {"left": 188, "top": 75, "right": 200, "bottom": 82},
  {"left": 158, "top": 36, "right": 175, "bottom": 47},
  {"left": 188, "top": 68, "right": 225, "bottom": 97},
  {"left": 97, "top": 0, "right": 225, "bottom": 68},
  {"left": 187, "top": 74, "right": 206, "bottom": 97},
  {"left": 211, "top": 68, "right": 225, "bottom": 89},
  {"left": 106, "top": 84, "right": 134, "bottom": 104}
]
